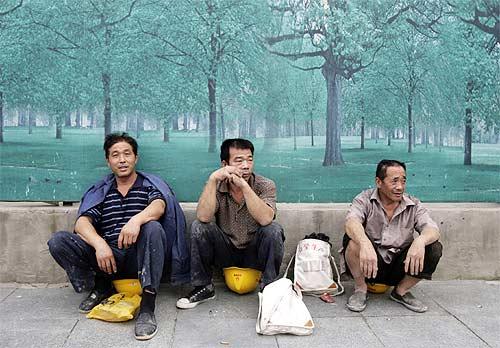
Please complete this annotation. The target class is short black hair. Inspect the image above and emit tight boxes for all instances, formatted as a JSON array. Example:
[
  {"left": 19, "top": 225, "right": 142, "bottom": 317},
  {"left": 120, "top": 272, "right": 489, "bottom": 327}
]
[
  {"left": 103, "top": 132, "right": 138, "bottom": 159},
  {"left": 220, "top": 138, "right": 254, "bottom": 162},
  {"left": 376, "top": 159, "right": 406, "bottom": 180}
]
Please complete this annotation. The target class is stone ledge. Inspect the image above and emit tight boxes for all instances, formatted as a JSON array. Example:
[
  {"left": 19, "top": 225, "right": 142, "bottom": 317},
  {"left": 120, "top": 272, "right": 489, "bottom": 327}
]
[{"left": 1, "top": 202, "right": 499, "bottom": 283}]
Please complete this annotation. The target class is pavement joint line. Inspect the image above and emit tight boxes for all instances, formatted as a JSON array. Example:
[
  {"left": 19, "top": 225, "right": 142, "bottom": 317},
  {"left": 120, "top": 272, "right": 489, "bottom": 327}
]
[
  {"left": 62, "top": 318, "right": 79, "bottom": 348},
  {"left": 427, "top": 289, "right": 493, "bottom": 348},
  {"left": 0, "top": 288, "right": 16, "bottom": 304},
  {"left": 274, "top": 335, "right": 280, "bottom": 348},
  {"left": 361, "top": 313, "right": 386, "bottom": 347}
]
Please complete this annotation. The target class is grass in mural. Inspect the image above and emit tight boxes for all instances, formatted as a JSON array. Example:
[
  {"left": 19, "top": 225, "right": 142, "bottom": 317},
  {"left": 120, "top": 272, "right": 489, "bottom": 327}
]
[{"left": 1, "top": 127, "right": 499, "bottom": 202}]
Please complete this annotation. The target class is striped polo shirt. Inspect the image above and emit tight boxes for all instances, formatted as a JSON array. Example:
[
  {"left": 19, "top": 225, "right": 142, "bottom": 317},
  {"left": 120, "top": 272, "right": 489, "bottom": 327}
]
[{"left": 82, "top": 174, "right": 164, "bottom": 247}]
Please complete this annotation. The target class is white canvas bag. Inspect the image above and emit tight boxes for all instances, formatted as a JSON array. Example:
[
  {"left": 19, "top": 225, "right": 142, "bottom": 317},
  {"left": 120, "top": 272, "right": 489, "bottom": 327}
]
[
  {"left": 285, "top": 238, "right": 344, "bottom": 296},
  {"left": 256, "top": 277, "right": 314, "bottom": 336}
]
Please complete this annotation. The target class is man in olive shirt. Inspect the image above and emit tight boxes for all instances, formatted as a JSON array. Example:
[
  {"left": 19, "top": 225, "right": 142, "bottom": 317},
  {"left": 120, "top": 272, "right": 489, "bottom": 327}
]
[
  {"left": 343, "top": 159, "right": 442, "bottom": 313},
  {"left": 176, "top": 138, "right": 285, "bottom": 309}
]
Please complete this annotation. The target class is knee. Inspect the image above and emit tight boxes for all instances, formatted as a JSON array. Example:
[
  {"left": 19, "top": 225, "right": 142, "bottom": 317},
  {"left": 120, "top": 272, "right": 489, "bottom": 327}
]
[
  {"left": 190, "top": 220, "right": 214, "bottom": 240},
  {"left": 425, "top": 241, "right": 443, "bottom": 264},
  {"left": 140, "top": 221, "right": 164, "bottom": 239},
  {"left": 259, "top": 222, "right": 285, "bottom": 244},
  {"left": 47, "top": 231, "right": 72, "bottom": 255}
]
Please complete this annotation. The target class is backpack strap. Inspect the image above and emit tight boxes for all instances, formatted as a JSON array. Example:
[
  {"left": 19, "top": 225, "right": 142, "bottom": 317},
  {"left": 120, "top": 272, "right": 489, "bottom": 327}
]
[
  {"left": 329, "top": 255, "right": 344, "bottom": 296},
  {"left": 283, "top": 254, "right": 295, "bottom": 279}
]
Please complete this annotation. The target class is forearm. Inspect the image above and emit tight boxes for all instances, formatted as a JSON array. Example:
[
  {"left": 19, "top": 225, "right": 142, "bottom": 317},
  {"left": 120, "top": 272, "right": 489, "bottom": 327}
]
[
  {"left": 130, "top": 199, "right": 166, "bottom": 225},
  {"left": 415, "top": 226, "right": 440, "bottom": 245},
  {"left": 74, "top": 216, "right": 107, "bottom": 249},
  {"left": 242, "top": 185, "right": 274, "bottom": 226},
  {"left": 196, "top": 177, "right": 218, "bottom": 222},
  {"left": 345, "top": 218, "right": 371, "bottom": 246}
]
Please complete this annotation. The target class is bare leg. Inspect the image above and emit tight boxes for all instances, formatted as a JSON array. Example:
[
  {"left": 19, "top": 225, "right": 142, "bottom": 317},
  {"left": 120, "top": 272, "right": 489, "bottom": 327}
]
[
  {"left": 394, "top": 275, "right": 421, "bottom": 295},
  {"left": 345, "top": 240, "right": 367, "bottom": 293}
]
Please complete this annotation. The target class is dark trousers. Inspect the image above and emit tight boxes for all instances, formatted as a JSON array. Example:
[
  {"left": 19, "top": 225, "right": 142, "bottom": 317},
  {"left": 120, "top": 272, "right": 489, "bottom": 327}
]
[
  {"left": 190, "top": 220, "right": 285, "bottom": 287},
  {"left": 343, "top": 234, "right": 443, "bottom": 286},
  {"left": 48, "top": 221, "right": 167, "bottom": 293}
]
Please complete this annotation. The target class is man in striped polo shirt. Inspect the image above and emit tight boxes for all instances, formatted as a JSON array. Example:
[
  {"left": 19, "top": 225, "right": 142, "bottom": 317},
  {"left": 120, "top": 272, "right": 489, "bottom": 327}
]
[{"left": 48, "top": 133, "right": 189, "bottom": 340}]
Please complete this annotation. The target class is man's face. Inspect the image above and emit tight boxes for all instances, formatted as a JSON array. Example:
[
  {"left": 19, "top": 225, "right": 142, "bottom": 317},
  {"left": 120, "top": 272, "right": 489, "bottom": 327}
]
[
  {"left": 106, "top": 141, "right": 138, "bottom": 179},
  {"left": 224, "top": 147, "right": 254, "bottom": 181},
  {"left": 376, "top": 165, "right": 406, "bottom": 204}
]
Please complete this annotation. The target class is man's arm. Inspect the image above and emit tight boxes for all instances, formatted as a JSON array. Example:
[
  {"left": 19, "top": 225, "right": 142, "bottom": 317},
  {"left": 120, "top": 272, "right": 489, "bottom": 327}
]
[
  {"left": 75, "top": 216, "right": 117, "bottom": 274},
  {"left": 196, "top": 176, "right": 218, "bottom": 222},
  {"left": 345, "top": 218, "right": 378, "bottom": 279},
  {"left": 231, "top": 175, "right": 274, "bottom": 226},
  {"left": 118, "top": 198, "right": 166, "bottom": 249},
  {"left": 405, "top": 225, "right": 440, "bottom": 275},
  {"left": 196, "top": 166, "right": 242, "bottom": 222}
]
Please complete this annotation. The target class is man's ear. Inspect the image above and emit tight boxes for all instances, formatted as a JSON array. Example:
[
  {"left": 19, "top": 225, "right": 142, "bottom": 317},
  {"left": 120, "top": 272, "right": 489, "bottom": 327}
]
[
  {"left": 221, "top": 160, "right": 228, "bottom": 167},
  {"left": 375, "top": 177, "right": 382, "bottom": 188}
]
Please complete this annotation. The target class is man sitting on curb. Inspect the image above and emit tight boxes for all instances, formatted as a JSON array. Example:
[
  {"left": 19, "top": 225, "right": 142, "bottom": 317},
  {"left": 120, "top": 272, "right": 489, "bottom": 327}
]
[
  {"left": 176, "top": 138, "right": 285, "bottom": 309},
  {"left": 48, "top": 132, "right": 189, "bottom": 340},
  {"left": 342, "top": 159, "right": 442, "bottom": 313}
]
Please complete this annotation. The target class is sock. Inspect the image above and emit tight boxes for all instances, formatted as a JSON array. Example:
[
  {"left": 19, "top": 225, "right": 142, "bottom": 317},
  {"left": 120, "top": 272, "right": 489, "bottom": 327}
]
[
  {"left": 140, "top": 287, "right": 156, "bottom": 314},
  {"left": 94, "top": 276, "right": 113, "bottom": 293}
]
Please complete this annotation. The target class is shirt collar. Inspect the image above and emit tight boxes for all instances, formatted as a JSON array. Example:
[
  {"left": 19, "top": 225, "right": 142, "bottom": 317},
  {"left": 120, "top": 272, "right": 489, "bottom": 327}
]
[
  {"left": 371, "top": 188, "right": 415, "bottom": 210},
  {"left": 110, "top": 173, "right": 143, "bottom": 190}
]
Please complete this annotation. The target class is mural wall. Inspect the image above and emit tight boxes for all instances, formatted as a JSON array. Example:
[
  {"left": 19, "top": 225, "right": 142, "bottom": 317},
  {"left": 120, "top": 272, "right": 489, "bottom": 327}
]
[{"left": 0, "top": 1, "right": 499, "bottom": 203}]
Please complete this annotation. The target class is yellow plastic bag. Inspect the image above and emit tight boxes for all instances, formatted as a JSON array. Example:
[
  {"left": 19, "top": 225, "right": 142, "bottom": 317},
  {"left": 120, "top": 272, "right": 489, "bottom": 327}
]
[{"left": 86, "top": 293, "right": 141, "bottom": 322}]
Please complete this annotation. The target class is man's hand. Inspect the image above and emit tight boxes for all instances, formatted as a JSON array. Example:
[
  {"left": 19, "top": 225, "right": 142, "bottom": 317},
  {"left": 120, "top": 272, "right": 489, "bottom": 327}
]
[
  {"left": 95, "top": 241, "right": 117, "bottom": 274},
  {"left": 229, "top": 173, "right": 249, "bottom": 189},
  {"left": 118, "top": 217, "right": 141, "bottom": 249},
  {"left": 210, "top": 166, "right": 242, "bottom": 183},
  {"left": 359, "top": 241, "right": 378, "bottom": 279},
  {"left": 405, "top": 237, "right": 425, "bottom": 275}
]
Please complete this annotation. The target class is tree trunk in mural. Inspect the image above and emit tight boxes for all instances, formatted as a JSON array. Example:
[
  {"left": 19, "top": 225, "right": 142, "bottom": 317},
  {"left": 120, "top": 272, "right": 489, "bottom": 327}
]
[
  {"left": 264, "top": 111, "right": 280, "bottom": 149},
  {"left": 102, "top": 72, "right": 112, "bottom": 136},
  {"left": 28, "top": 107, "right": 35, "bottom": 134},
  {"left": 407, "top": 103, "right": 413, "bottom": 153},
  {"left": 65, "top": 111, "right": 72, "bottom": 127},
  {"left": 249, "top": 114, "right": 256, "bottom": 138},
  {"left": 293, "top": 116, "right": 297, "bottom": 151},
  {"left": 183, "top": 113, "right": 188, "bottom": 131},
  {"left": 360, "top": 116, "right": 365, "bottom": 149},
  {"left": 322, "top": 63, "right": 344, "bottom": 166},
  {"left": 208, "top": 77, "right": 217, "bottom": 152},
  {"left": 310, "top": 113, "right": 314, "bottom": 147},
  {"left": 219, "top": 103, "right": 225, "bottom": 139},
  {"left": 172, "top": 116, "right": 179, "bottom": 131},
  {"left": 0, "top": 90, "right": 3, "bottom": 143},
  {"left": 464, "top": 80, "right": 473, "bottom": 165},
  {"left": 75, "top": 109, "right": 81, "bottom": 128},
  {"left": 163, "top": 118, "right": 170, "bottom": 142},
  {"left": 56, "top": 114, "right": 63, "bottom": 139}
]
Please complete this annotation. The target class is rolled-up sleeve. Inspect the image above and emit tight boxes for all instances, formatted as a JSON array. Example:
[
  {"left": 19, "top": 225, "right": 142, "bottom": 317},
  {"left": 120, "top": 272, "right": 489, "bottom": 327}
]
[{"left": 345, "top": 192, "right": 368, "bottom": 225}]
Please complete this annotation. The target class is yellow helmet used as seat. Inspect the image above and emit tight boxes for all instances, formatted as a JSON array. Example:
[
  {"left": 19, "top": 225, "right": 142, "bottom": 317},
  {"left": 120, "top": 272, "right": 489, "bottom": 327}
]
[
  {"left": 112, "top": 279, "right": 142, "bottom": 295},
  {"left": 367, "top": 282, "right": 390, "bottom": 294},
  {"left": 223, "top": 267, "right": 262, "bottom": 295}
]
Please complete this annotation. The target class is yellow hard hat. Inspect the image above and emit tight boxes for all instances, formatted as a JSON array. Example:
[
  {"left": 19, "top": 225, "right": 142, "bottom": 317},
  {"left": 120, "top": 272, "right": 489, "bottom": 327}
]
[
  {"left": 112, "top": 279, "right": 142, "bottom": 295},
  {"left": 223, "top": 267, "right": 262, "bottom": 295},
  {"left": 367, "top": 283, "right": 390, "bottom": 294}
]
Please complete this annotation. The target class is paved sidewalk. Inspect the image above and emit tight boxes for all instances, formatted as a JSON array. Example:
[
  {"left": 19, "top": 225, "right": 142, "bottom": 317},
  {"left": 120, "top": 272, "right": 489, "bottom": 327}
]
[{"left": 0, "top": 280, "right": 498, "bottom": 348}]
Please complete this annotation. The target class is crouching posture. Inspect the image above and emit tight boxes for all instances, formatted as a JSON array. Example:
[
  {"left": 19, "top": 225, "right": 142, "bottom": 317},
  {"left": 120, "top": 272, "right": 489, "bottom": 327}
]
[
  {"left": 342, "top": 159, "right": 442, "bottom": 313},
  {"left": 48, "top": 133, "right": 189, "bottom": 340},
  {"left": 176, "top": 138, "right": 285, "bottom": 309}
]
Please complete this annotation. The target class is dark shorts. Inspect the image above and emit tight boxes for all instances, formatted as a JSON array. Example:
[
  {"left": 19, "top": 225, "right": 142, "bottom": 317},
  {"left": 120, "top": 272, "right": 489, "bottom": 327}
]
[{"left": 342, "top": 234, "right": 443, "bottom": 286}]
